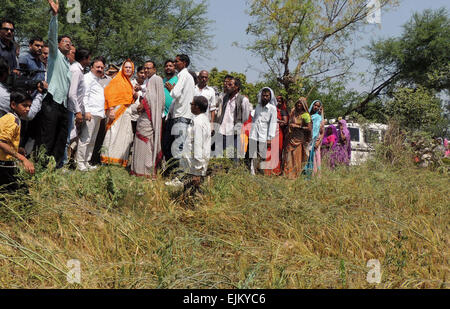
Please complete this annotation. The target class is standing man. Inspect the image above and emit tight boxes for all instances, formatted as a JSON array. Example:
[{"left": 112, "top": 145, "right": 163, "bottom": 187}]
[
  {"left": 68, "top": 48, "right": 91, "bottom": 130},
  {"left": 90, "top": 56, "right": 112, "bottom": 166},
  {"left": 76, "top": 57, "right": 105, "bottom": 171},
  {"left": 65, "top": 47, "right": 91, "bottom": 166},
  {"left": 130, "top": 62, "right": 165, "bottom": 178},
  {"left": 162, "top": 59, "right": 177, "bottom": 119},
  {"left": 248, "top": 87, "right": 277, "bottom": 175},
  {"left": 34, "top": 0, "right": 73, "bottom": 167},
  {"left": 131, "top": 65, "right": 147, "bottom": 134},
  {"left": 0, "top": 18, "right": 17, "bottom": 72},
  {"left": 161, "top": 59, "right": 178, "bottom": 162},
  {"left": 67, "top": 45, "right": 76, "bottom": 64},
  {"left": 40, "top": 43, "right": 49, "bottom": 81},
  {"left": 214, "top": 77, "right": 253, "bottom": 161},
  {"left": 194, "top": 70, "right": 216, "bottom": 126},
  {"left": 164, "top": 54, "right": 195, "bottom": 174},
  {"left": 18, "top": 37, "right": 46, "bottom": 82},
  {"left": 17, "top": 38, "right": 47, "bottom": 156}
]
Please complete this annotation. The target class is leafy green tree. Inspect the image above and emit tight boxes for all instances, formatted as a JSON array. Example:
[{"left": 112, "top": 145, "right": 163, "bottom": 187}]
[
  {"left": 348, "top": 8, "right": 450, "bottom": 114},
  {"left": 245, "top": 0, "right": 397, "bottom": 101},
  {"left": 1, "top": 0, "right": 213, "bottom": 66},
  {"left": 386, "top": 87, "right": 444, "bottom": 134}
]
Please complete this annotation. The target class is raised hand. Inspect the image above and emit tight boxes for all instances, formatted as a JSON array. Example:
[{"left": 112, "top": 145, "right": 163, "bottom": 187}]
[{"left": 47, "top": 0, "right": 59, "bottom": 15}]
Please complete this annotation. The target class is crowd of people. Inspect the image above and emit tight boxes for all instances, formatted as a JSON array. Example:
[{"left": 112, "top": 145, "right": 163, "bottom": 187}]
[{"left": 0, "top": 1, "right": 358, "bottom": 194}]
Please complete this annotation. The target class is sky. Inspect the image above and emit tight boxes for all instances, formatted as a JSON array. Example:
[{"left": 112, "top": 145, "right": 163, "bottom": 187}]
[{"left": 200, "top": 0, "right": 450, "bottom": 92}]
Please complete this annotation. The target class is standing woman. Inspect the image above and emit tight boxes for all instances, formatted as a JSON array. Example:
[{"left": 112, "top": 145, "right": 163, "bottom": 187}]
[
  {"left": 282, "top": 97, "right": 312, "bottom": 180},
  {"left": 101, "top": 60, "right": 137, "bottom": 167},
  {"left": 304, "top": 100, "right": 325, "bottom": 177},
  {"left": 321, "top": 124, "right": 339, "bottom": 169},
  {"left": 336, "top": 118, "right": 351, "bottom": 166},
  {"left": 270, "top": 95, "right": 289, "bottom": 175}
]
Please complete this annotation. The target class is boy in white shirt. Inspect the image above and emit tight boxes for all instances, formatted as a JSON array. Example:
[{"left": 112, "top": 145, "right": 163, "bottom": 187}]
[{"left": 166, "top": 96, "right": 211, "bottom": 194}]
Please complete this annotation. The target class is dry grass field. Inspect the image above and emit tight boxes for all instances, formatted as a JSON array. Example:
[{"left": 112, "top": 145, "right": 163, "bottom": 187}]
[{"left": 0, "top": 153, "right": 448, "bottom": 289}]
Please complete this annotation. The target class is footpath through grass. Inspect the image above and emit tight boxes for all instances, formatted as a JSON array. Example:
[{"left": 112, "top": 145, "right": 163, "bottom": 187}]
[{"left": 0, "top": 158, "right": 448, "bottom": 288}]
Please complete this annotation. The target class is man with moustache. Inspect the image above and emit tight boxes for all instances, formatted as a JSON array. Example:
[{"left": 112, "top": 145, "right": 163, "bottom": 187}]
[
  {"left": 214, "top": 77, "right": 253, "bottom": 161},
  {"left": 64, "top": 47, "right": 91, "bottom": 166},
  {"left": 194, "top": 70, "right": 216, "bottom": 125},
  {"left": 0, "top": 18, "right": 18, "bottom": 72},
  {"left": 40, "top": 44, "right": 49, "bottom": 81},
  {"left": 34, "top": 0, "right": 74, "bottom": 168},
  {"left": 130, "top": 61, "right": 165, "bottom": 178},
  {"left": 162, "top": 59, "right": 178, "bottom": 119},
  {"left": 131, "top": 65, "right": 147, "bottom": 134},
  {"left": 164, "top": 54, "right": 195, "bottom": 174},
  {"left": 161, "top": 59, "right": 178, "bottom": 163},
  {"left": 76, "top": 57, "right": 106, "bottom": 171},
  {"left": 18, "top": 37, "right": 46, "bottom": 82}
]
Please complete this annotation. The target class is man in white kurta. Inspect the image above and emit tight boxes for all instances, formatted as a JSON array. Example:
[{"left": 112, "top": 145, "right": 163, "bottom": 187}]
[
  {"left": 248, "top": 87, "right": 277, "bottom": 175},
  {"left": 172, "top": 96, "right": 211, "bottom": 192},
  {"left": 76, "top": 58, "right": 106, "bottom": 171}
]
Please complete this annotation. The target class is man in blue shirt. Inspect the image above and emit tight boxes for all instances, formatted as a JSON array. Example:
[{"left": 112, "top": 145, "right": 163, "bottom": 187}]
[{"left": 18, "top": 37, "right": 46, "bottom": 82}]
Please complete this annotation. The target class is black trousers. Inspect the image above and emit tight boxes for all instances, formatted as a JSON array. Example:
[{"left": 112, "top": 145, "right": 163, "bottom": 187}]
[
  {"left": 90, "top": 118, "right": 106, "bottom": 166},
  {"left": 162, "top": 117, "right": 191, "bottom": 175},
  {"left": 0, "top": 163, "right": 20, "bottom": 192},
  {"left": 34, "top": 94, "right": 69, "bottom": 167}
]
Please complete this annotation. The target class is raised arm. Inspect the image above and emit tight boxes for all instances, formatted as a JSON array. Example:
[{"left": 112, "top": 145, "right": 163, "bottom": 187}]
[{"left": 47, "top": 0, "right": 59, "bottom": 58}]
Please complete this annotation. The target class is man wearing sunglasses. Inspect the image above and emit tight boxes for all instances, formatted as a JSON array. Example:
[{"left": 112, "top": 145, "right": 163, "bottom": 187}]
[{"left": 0, "top": 18, "right": 18, "bottom": 73}]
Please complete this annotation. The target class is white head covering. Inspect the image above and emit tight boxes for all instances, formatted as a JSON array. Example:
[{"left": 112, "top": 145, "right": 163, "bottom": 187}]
[{"left": 257, "top": 87, "right": 277, "bottom": 106}]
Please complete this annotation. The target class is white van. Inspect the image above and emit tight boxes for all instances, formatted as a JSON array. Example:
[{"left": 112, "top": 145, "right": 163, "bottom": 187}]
[{"left": 325, "top": 120, "right": 388, "bottom": 165}]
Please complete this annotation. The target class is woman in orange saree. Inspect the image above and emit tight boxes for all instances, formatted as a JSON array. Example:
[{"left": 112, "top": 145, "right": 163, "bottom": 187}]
[{"left": 101, "top": 60, "right": 136, "bottom": 167}]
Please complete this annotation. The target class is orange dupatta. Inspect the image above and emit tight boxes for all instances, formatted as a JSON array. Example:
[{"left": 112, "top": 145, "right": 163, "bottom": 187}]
[{"left": 104, "top": 60, "right": 135, "bottom": 131}]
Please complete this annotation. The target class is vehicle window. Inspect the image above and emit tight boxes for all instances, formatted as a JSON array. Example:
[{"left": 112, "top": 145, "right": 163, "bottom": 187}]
[
  {"left": 349, "top": 128, "right": 360, "bottom": 142},
  {"left": 364, "top": 129, "right": 380, "bottom": 144}
]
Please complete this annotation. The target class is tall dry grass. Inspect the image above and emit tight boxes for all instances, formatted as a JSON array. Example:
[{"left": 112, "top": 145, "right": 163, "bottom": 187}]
[{"left": 0, "top": 152, "right": 448, "bottom": 288}]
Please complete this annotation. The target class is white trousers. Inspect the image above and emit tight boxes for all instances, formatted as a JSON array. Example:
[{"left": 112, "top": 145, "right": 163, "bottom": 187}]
[{"left": 76, "top": 116, "right": 102, "bottom": 168}]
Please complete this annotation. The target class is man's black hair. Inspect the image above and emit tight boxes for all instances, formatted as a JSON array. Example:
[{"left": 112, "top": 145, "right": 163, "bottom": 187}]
[
  {"left": 10, "top": 89, "right": 32, "bottom": 105},
  {"left": 193, "top": 96, "right": 208, "bottom": 113},
  {"left": 144, "top": 60, "right": 156, "bottom": 68},
  {"left": 231, "top": 77, "right": 242, "bottom": 91},
  {"left": 91, "top": 56, "right": 106, "bottom": 66},
  {"left": 176, "top": 54, "right": 190, "bottom": 67},
  {"left": 58, "top": 35, "right": 71, "bottom": 43},
  {"left": 0, "top": 56, "right": 9, "bottom": 77},
  {"left": 224, "top": 74, "right": 234, "bottom": 80},
  {"left": 75, "top": 48, "right": 91, "bottom": 63},
  {"left": 0, "top": 18, "right": 15, "bottom": 28},
  {"left": 164, "top": 59, "right": 174, "bottom": 67},
  {"left": 29, "top": 37, "right": 44, "bottom": 45},
  {"left": 136, "top": 65, "right": 144, "bottom": 72},
  {"left": 189, "top": 70, "right": 198, "bottom": 85}
]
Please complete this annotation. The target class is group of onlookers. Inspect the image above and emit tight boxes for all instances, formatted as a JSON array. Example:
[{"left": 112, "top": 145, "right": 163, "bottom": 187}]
[{"left": 0, "top": 1, "right": 356, "bottom": 195}]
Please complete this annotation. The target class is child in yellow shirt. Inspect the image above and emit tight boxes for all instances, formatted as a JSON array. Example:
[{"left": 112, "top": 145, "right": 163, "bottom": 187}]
[{"left": 0, "top": 90, "right": 35, "bottom": 192}]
